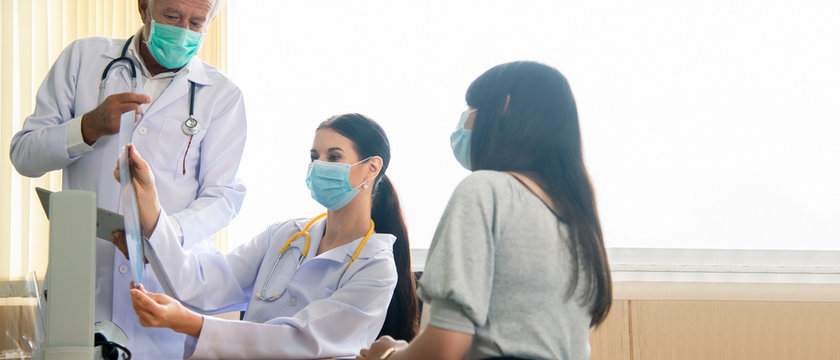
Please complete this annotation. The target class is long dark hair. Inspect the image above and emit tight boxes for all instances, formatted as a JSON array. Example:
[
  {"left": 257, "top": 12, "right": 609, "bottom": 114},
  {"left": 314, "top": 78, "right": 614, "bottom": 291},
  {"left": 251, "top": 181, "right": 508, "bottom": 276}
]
[
  {"left": 318, "top": 114, "right": 419, "bottom": 340},
  {"left": 465, "top": 61, "right": 612, "bottom": 327}
]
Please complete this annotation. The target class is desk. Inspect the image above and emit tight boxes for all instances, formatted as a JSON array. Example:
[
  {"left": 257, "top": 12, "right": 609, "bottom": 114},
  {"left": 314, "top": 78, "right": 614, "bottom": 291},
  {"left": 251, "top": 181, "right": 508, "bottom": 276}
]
[{"left": 0, "top": 297, "right": 38, "bottom": 358}]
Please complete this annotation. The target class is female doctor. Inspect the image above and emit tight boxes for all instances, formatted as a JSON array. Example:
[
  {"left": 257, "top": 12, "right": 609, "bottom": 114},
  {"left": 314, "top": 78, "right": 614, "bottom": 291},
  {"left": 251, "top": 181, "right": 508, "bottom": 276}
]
[{"left": 115, "top": 113, "right": 419, "bottom": 359}]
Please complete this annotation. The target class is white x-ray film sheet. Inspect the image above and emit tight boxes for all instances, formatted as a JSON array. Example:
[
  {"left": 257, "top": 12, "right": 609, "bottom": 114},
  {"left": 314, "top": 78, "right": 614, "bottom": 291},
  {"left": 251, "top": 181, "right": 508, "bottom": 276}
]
[{"left": 118, "top": 110, "right": 144, "bottom": 285}]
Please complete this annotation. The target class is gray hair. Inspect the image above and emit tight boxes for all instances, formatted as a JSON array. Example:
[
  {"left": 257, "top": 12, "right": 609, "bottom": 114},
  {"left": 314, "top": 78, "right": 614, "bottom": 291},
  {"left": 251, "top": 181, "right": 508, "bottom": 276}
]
[
  {"left": 208, "top": 0, "right": 225, "bottom": 20},
  {"left": 148, "top": 0, "right": 226, "bottom": 21}
]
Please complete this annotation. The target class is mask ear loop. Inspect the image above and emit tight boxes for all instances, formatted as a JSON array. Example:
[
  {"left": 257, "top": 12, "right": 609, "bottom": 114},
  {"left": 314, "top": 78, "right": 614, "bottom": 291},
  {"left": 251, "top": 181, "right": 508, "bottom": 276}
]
[{"left": 353, "top": 156, "right": 375, "bottom": 190}]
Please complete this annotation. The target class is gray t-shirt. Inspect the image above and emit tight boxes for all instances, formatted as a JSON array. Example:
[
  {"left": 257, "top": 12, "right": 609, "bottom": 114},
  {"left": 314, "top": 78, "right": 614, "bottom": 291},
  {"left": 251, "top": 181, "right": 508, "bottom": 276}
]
[{"left": 418, "top": 170, "right": 592, "bottom": 360}]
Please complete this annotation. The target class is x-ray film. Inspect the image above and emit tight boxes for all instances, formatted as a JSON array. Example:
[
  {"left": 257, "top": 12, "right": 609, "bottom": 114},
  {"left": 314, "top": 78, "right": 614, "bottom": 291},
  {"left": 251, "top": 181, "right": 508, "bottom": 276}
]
[{"left": 119, "top": 110, "right": 144, "bottom": 285}]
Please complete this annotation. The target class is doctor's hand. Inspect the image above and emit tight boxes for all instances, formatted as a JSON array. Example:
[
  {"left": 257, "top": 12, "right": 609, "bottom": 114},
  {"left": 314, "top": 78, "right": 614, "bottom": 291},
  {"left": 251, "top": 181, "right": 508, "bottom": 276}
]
[
  {"left": 108, "top": 230, "right": 149, "bottom": 264},
  {"left": 129, "top": 283, "right": 204, "bottom": 338},
  {"left": 113, "top": 144, "right": 162, "bottom": 238},
  {"left": 356, "top": 336, "right": 408, "bottom": 360},
  {"left": 81, "top": 92, "right": 150, "bottom": 145}
]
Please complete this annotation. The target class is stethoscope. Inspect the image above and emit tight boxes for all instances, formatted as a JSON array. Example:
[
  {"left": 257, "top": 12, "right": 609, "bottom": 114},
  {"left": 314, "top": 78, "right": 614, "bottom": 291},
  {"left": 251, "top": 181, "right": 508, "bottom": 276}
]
[
  {"left": 99, "top": 35, "right": 201, "bottom": 137},
  {"left": 255, "top": 213, "right": 375, "bottom": 302}
]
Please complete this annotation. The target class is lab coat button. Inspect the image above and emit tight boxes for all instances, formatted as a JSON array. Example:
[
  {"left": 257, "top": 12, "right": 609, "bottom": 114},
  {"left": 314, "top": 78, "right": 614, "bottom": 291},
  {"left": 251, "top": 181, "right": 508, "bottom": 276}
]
[
  {"left": 289, "top": 297, "right": 297, "bottom": 306},
  {"left": 138, "top": 126, "right": 147, "bottom": 135},
  {"left": 118, "top": 265, "right": 128, "bottom": 274}
]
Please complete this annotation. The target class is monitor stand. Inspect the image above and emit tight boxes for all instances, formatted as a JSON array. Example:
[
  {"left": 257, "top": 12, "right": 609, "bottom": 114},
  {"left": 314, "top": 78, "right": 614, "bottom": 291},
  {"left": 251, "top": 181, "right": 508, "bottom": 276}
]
[{"left": 43, "top": 190, "right": 96, "bottom": 360}]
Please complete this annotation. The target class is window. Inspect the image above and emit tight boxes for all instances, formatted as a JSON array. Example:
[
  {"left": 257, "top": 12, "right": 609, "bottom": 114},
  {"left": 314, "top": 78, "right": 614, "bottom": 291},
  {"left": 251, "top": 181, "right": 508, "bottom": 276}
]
[{"left": 225, "top": 0, "right": 840, "bottom": 253}]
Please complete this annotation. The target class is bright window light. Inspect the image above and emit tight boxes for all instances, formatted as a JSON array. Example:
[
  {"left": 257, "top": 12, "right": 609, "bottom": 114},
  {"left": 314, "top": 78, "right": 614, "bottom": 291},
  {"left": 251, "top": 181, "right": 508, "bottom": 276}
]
[{"left": 225, "top": 0, "right": 840, "bottom": 251}]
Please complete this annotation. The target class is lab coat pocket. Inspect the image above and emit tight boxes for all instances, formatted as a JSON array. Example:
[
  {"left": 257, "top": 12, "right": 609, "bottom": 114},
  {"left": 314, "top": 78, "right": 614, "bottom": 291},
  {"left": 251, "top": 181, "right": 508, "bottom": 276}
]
[{"left": 136, "top": 115, "right": 199, "bottom": 179}]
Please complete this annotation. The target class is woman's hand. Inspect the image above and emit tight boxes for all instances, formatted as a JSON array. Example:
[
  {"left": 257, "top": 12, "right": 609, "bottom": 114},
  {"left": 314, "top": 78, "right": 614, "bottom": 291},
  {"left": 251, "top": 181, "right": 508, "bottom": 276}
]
[
  {"left": 129, "top": 283, "right": 203, "bottom": 338},
  {"left": 114, "top": 144, "right": 162, "bottom": 237},
  {"left": 356, "top": 336, "right": 408, "bottom": 360},
  {"left": 356, "top": 326, "right": 473, "bottom": 360},
  {"left": 108, "top": 231, "right": 149, "bottom": 264}
]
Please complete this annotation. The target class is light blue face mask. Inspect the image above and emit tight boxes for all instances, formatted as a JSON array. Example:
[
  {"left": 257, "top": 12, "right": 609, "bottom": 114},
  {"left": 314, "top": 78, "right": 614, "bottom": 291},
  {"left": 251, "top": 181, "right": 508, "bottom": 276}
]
[
  {"left": 450, "top": 109, "right": 475, "bottom": 170},
  {"left": 305, "top": 157, "right": 370, "bottom": 211},
  {"left": 146, "top": 19, "right": 205, "bottom": 69}
]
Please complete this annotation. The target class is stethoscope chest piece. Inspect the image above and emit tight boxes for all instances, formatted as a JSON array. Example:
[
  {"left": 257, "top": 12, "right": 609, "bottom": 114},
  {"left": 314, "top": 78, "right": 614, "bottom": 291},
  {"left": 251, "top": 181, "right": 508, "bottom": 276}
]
[{"left": 182, "top": 117, "right": 201, "bottom": 135}]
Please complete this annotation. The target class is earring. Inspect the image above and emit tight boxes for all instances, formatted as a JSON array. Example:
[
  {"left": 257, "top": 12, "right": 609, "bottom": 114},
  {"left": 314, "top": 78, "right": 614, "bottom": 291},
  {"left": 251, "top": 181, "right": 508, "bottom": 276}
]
[{"left": 362, "top": 178, "right": 369, "bottom": 189}]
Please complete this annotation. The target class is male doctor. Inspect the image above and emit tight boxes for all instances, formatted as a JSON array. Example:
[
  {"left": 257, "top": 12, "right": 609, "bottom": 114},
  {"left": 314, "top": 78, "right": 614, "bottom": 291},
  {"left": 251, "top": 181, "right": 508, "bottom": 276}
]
[{"left": 9, "top": 0, "right": 246, "bottom": 358}]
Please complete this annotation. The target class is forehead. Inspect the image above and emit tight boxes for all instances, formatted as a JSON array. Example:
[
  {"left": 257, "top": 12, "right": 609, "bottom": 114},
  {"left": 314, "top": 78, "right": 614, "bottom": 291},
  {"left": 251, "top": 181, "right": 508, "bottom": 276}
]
[
  {"left": 312, "top": 128, "right": 358, "bottom": 152},
  {"left": 152, "top": 0, "right": 212, "bottom": 16}
]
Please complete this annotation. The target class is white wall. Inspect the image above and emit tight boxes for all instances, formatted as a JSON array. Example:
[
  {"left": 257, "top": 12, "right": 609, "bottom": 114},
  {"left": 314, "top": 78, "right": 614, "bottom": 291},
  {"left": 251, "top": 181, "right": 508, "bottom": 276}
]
[{"left": 225, "top": 0, "right": 840, "bottom": 251}]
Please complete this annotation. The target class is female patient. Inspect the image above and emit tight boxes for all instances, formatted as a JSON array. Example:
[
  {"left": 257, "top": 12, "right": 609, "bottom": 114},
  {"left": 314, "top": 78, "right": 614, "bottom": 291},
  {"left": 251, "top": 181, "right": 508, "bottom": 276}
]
[
  {"left": 116, "top": 114, "right": 418, "bottom": 359},
  {"left": 358, "top": 61, "right": 612, "bottom": 360}
]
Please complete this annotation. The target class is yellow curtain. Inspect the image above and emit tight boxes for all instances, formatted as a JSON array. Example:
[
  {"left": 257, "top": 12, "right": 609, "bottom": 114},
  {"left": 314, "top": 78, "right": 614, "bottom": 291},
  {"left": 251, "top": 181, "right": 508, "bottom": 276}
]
[{"left": 0, "top": 0, "right": 228, "bottom": 280}]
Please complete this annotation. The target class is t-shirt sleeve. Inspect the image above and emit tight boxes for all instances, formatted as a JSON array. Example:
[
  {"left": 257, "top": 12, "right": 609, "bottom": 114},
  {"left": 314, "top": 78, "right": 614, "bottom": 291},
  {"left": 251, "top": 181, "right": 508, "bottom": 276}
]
[{"left": 417, "top": 172, "right": 498, "bottom": 335}]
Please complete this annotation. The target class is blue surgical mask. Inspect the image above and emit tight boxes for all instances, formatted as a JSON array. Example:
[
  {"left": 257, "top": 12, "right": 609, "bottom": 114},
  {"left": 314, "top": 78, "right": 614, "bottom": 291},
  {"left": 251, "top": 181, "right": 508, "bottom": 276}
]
[
  {"left": 306, "top": 158, "right": 370, "bottom": 211},
  {"left": 145, "top": 19, "right": 204, "bottom": 69},
  {"left": 450, "top": 109, "right": 475, "bottom": 170}
]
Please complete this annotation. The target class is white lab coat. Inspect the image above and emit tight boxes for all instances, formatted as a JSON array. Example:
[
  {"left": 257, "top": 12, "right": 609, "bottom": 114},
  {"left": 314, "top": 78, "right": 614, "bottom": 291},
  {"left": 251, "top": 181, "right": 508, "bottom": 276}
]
[
  {"left": 9, "top": 37, "right": 247, "bottom": 359},
  {"left": 143, "top": 212, "right": 398, "bottom": 359}
]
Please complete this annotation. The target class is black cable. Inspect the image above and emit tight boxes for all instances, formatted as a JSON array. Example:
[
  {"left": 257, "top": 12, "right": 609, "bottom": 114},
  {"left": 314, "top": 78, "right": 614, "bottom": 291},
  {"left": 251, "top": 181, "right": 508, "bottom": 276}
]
[
  {"left": 95, "top": 332, "right": 132, "bottom": 360},
  {"left": 109, "top": 341, "right": 132, "bottom": 360}
]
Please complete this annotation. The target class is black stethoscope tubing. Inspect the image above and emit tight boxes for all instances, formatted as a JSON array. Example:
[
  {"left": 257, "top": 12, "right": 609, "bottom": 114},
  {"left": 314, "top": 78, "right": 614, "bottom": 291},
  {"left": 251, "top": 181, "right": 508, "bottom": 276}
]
[{"left": 100, "top": 36, "right": 137, "bottom": 83}]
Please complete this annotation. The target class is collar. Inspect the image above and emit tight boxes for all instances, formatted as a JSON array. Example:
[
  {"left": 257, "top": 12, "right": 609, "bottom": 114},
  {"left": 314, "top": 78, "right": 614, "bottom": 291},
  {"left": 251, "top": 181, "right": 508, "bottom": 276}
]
[{"left": 289, "top": 216, "right": 396, "bottom": 264}]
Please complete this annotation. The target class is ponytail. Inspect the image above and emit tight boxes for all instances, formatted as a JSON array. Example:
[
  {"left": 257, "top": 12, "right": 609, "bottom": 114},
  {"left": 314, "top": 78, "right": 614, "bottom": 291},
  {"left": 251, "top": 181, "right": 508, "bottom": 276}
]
[{"left": 371, "top": 175, "right": 418, "bottom": 340}]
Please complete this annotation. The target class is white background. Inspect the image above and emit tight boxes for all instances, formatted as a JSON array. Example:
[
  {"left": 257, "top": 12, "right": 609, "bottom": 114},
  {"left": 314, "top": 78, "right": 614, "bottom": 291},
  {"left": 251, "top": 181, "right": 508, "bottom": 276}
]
[{"left": 224, "top": 0, "right": 840, "bottom": 251}]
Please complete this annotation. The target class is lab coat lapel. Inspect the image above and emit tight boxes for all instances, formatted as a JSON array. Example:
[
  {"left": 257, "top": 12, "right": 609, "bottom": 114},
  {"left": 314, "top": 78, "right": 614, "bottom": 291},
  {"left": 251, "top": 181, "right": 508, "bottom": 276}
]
[
  {"left": 102, "top": 37, "right": 129, "bottom": 60},
  {"left": 290, "top": 217, "right": 383, "bottom": 267},
  {"left": 291, "top": 217, "right": 383, "bottom": 274},
  {"left": 295, "top": 219, "right": 357, "bottom": 265},
  {"left": 304, "top": 223, "right": 364, "bottom": 265},
  {"left": 142, "top": 75, "right": 188, "bottom": 119},
  {"left": 142, "top": 58, "right": 212, "bottom": 119}
]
